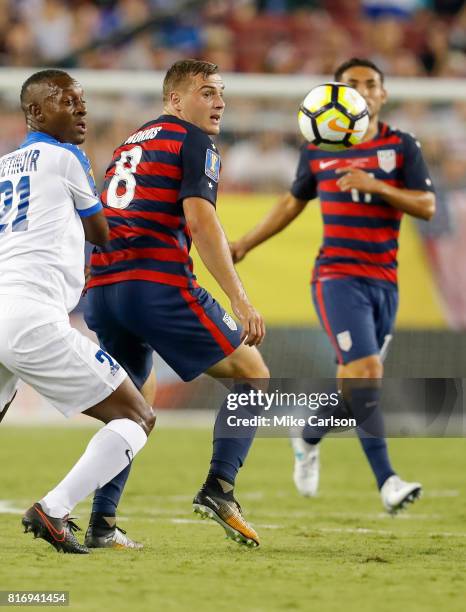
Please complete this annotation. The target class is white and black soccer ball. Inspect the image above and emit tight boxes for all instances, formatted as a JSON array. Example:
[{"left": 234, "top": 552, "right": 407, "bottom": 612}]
[{"left": 298, "top": 83, "right": 369, "bottom": 151}]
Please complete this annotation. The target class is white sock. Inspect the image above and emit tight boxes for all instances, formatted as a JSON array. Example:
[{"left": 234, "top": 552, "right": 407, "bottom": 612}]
[{"left": 40, "top": 419, "right": 147, "bottom": 518}]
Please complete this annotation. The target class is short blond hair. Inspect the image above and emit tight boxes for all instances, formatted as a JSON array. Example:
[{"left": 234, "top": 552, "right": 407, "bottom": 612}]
[{"left": 163, "top": 59, "right": 218, "bottom": 102}]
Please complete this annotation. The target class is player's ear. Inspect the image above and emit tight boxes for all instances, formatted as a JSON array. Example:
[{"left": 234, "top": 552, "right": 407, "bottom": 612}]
[
  {"left": 27, "top": 103, "right": 43, "bottom": 123},
  {"left": 170, "top": 91, "right": 182, "bottom": 111},
  {"left": 381, "top": 86, "right": 388, "bottom": 105}
]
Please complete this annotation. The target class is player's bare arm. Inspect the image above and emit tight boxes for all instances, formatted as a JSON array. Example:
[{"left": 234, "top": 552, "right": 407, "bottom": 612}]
[
  {"left": 336, "top": 167, "right": 435, "bottom": 220},
  {"left": 183, "top": 196, "right": 265, "bottom": 346},
  {"left": 231, "top": 192, "right": 308, "bottom": 263},
  {"left": 81, "top": 209, "right": 109, "bottom": 245}
]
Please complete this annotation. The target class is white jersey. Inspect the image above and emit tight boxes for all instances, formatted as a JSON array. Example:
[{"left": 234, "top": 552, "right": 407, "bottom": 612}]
[{"left": 0, "top": 131, "right": 101, "bottom": 313}]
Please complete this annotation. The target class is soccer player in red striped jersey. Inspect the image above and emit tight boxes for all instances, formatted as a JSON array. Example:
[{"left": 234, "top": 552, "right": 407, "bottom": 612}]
[
  {"left": 231, "top": 58, "right": 436, "bottom": 514},
  {"left": 84, "top": 60, "right": 269, "bottom": 549}
]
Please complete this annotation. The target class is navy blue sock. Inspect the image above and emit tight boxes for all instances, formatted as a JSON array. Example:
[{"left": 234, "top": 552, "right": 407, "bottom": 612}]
[
  {"left": 91, "top": 463, "right": 132, "bottom": 516},
  {"left": 302, "top": 397, "right": 349, "bottom": 445},
  {"left": 209, "top": 384, "right": 258, "bottom": 486},
  {"left": 349, "top": 387, "right": 395, "bottom": 489}
]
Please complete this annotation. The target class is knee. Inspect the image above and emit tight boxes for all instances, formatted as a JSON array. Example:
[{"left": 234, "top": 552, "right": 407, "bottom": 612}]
[
  {"left": 356, "top": 363, "right": 383, "bottom": 379},
  {"left": 364, "top": 362, "right": 383, "bottom": 379},
  {"left": 137, "top": 399, "right": 156, "bottom": 436},
  {"left": 86, "top": 377, "right": 156, "bottom": 434},
  {"left": 233, "top": 351, "right": 270, "bottom": 380},
  {"left": 257, "top": 362, "right": 270, "bottom": 379},
  {"left": 340, "top": 356, "right": 383, "bottom": 380},
  {"left": 122, "top": 395, "right": 156, "bottom": 436}
]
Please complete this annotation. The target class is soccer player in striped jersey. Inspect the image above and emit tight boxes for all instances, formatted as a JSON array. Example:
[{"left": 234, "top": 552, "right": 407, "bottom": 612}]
[
  {"left": 231, "top": 58, "right": 436, "bottom": 514},
  {"left": 84, "top": 60, "right": 268, "bottom": 548}
]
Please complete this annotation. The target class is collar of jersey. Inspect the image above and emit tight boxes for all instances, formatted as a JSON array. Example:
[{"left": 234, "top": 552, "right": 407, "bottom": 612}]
[
  {"left": 158, "top": 114, "right": 204, "bottom": 133},
  {"left": 20, "top": 131, "right": 64, "bottom": 148}
]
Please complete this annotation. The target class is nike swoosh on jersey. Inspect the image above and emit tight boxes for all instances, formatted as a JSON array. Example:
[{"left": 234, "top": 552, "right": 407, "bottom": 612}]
[{"left": 319, "top": 160, "right": 338, "bottom": 169}]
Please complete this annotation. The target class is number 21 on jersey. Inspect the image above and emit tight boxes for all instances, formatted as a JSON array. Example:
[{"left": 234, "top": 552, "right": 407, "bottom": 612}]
[
  {"left": 0, "top": 175, "right": 31, "bottom": 233},
  {"left": 106, "top": 146, "right": 142, "bottom": 209}
]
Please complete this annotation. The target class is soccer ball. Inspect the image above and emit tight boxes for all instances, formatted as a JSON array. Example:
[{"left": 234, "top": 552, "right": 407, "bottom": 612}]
[{"left": 298, "top": 82, "right": 369, "bottom": 151}]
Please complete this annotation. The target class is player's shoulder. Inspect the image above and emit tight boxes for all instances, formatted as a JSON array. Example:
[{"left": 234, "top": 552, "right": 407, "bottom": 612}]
[
  {"left": 182, "top": 119, "right": 216, "bottom": 150},
  {"left": 171, "top": 118, "right": 219, "bottom": 173},
  {"left": 18, "top": 133, "right": 92, "bottom": 174},
  {"left": 381, "top": 123, "right": 421, "bottom": 149},
  {"left": 54, "top": 142, "right": 91, "bottom": 167},
  {"left": 33, "top": 138, "right": 91, "bottom": 172},
  {"left": 125, "top": 115, "right": 214, "bottom": 150},
  {"left": 116, "top": 115, "right": 212, "bottom": 159},
  {"left": 300, "top": 140, "right": 321, "bottom": 159},
  {"left": 122, "top": 115, "right": 184, "bottom": 146}
]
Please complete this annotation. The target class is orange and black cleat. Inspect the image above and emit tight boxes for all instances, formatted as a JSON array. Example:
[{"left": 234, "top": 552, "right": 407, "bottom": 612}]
[
  {"left": 22, "top": 503, "right": 89, "bottom": 554},
  {"left": 193, "top": 486, "right": 259, "bottom": 548}
]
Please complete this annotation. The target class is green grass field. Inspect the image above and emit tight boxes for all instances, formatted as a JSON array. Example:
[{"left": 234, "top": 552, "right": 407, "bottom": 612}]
[{"left": 1, "top": 427, "right": 465, "bottom": 612}]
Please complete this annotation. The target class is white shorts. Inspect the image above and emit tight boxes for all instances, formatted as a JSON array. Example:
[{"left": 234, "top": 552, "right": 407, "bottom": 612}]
[{"left": 0, "top": 297, "right": 127, "bottom": 418}]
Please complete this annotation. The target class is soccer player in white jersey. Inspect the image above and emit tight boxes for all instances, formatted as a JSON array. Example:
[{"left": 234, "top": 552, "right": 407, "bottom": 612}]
[{"left": 0, "top": 70, "right": 156, "bottom": 554}]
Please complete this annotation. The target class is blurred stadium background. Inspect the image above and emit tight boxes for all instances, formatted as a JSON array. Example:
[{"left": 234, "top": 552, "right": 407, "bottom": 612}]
[{"left": 1, "top": 0, "right": 466, "bottom": 422}]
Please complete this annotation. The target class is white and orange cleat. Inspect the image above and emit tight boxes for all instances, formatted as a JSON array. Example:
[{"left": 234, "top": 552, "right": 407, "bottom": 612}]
[{"left": 193, "top": 486, "right": 259, "bottom": 548}]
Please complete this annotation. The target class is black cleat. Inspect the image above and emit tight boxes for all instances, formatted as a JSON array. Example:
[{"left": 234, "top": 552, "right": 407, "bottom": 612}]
[
  {"left": 0, "top": 390, "right": 17, "bottom": 424},
  {"left": 84, "top": 524, "right": 143, "bottom": 549},
  {"left": 22, "top": 503, "right": 89, "bottom": 554},
  {"left": 193, "top": 485, "right": 259, "bottom": 548}
]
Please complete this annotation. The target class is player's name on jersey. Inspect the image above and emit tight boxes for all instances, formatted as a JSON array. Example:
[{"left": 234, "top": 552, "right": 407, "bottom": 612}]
[
  {"left": 124, "top": 126, "right": 162, "bottom": 145},
  {"left": 0, "top": 149, "right": 40, "bottom": 177}
]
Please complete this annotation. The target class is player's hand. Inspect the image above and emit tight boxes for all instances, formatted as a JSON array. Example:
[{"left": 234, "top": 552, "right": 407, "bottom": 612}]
[
  {"left": 336, "top": 167, "right": 381, "bottom": 194},
  {"left": 230, "top": 240, "right": 248, "bottom": 264},
  {"left": 231, "top": 296, "right": 265, "bottom": 346}
]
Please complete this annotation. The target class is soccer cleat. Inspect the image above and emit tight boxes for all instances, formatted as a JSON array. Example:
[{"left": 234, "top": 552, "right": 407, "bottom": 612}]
[
  {"left": 380, "top": 475, "right": 422, "bottom": 515},
  {"left": 22, "top": 503, "right": 89, "bottom": 554},
  {"left": 84, "top": 524, "right": 143, "bottom": 550},
  {"left": 193, "top": 486, "right": 259, "bottom": 548},
  {"left": 290, "top": 436, "right": 320, "bottom": 497},
  {"left": 0, "top": 390, "right": 17, "bottom": 424}
]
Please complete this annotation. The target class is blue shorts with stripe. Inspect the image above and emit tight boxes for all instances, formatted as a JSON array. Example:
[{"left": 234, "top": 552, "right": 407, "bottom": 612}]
[
  {"left": 84, "top": 281, "right": 242, "bottom": 385},
  {"left": 312, "top": 277, "right": 398, "bottom": 365}
]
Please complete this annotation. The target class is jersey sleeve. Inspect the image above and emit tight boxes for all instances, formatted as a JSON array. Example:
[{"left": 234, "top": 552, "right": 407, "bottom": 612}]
[
  {"left": 290, "top": 144, "right": 317, "bottom": 201},
  {"left": 178, "top": 129, "right": 220, "bottom": 206},
  {"left": 62, "top": 146, "right": 102, "bottom": 217},
  {"left": 400, "top": 132, "right": 435, "bottom": 192}
]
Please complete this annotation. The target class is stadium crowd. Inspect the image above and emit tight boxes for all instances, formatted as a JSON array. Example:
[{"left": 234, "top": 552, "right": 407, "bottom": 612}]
[
  {"left": 0, "top": 0, "right": 465, "bottom": 77},
  {"left": 0, "top": 1, "right": 465, "bottom": 227}
]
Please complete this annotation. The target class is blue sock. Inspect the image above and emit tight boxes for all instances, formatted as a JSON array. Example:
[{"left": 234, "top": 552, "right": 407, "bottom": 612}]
[
  {"left": 349, "top": 387, "right": 395, "bottom": 489},
  {"left": 209, "top": 384, "right": 258, "bottom": 486},
  {"left": 91, "top": 463, "right": 132, "bottom": 516},
  {"left": 302, "top": 398, "right": 349, "bottom": 445}
]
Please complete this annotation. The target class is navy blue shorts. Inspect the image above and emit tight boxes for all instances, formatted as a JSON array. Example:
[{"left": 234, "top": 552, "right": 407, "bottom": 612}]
[
  {"left": 84, "top": 282, "right": 242, "bottom": 386},
  {"left": 312, "top": 277, "right": 398, "bottom": 365}
]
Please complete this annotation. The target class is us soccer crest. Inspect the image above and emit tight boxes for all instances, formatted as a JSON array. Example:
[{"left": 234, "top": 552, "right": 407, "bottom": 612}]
[
  {"left": 337, "top": 330, "right": 352, "bottom": 352},
  {"left": 377, "top": 149, "right": 396, "bottom": 173},
  {"left": 205, "top": 149, "right": 220, "bottom": 182},
  {"left": 223, "top": 312, "right": 237, "bottom": 331}
]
